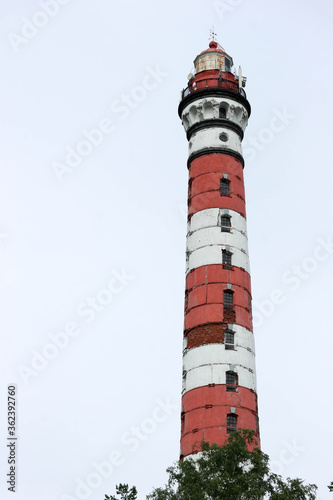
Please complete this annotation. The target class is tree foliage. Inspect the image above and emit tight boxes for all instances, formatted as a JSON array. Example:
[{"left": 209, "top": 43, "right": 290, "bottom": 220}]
[
  {"left": 146, "top": 430, "right": 317, "bottom": 500},
  {"left": 105, "top": 431, "right": 317, "bottom": 499},
  {"left": 105, "top": 483, "right": 137, "bottom": 500}
]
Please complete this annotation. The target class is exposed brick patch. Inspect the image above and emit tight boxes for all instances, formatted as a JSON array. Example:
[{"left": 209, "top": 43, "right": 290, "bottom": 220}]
[
  {"left": 223, "top": 308, "right": 236, "bottom": 323},
  {"left": 187, "top": 323, "right": 227, "bottom": 348}
]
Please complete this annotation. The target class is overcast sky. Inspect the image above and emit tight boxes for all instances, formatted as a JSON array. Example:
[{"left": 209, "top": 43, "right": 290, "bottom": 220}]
[{"left": 1, "top": 1, "right": 333, "bottom": 499}]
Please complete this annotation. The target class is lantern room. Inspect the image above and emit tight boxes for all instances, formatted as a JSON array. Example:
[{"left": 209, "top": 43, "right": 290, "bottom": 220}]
[{"left": 194, "top": 41, "right": 233, "bottom": 74}]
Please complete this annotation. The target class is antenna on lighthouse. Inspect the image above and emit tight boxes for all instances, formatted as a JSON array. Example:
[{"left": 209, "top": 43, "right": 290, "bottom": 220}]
[{"left": 238, "top": 66, "right": 243, "bottom": 88}]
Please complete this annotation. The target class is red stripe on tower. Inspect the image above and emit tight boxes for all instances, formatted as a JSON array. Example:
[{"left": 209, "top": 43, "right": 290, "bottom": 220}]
[{"left": 178, "top": 40, "right": 260, "bottom": 459}]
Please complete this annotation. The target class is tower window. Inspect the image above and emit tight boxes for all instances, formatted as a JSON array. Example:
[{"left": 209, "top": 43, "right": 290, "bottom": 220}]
[
  {"left": 225, "top": 330, "right": 235, "bottom": 350},
  {"left": 225, "top": 58, "right": 231, "bottom": 72},
  {"left": 222, "top": 250, "right": 232, "bottom": 269},
  {"left": 226, "top": 371, "right": 238, "bottom": 391},
  {"left": 220, "top": 178, "right": 230, "bottom": 196},
  {"left": 219, "top": 106, "right": 226, "bottom": 118},
  {"left": 221, "top": 215, "right": 231, "bottom": 232},
  {"left": 227, "top": 414, "right": 237, "bottom": 433},
  {"left": 223, "top": 290, "right": 234, "bottom": 310}
]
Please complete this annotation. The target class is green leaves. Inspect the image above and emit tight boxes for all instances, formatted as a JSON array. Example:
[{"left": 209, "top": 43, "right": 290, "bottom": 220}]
[
  {"left": 105, "top": 483, "right": 138, "bottom": 500},
  {"left": 146, "top": 430, "right": 317, "bottom": 500},
  {"left": 105, "top": 431, "right": 317, "bottom": 499}
]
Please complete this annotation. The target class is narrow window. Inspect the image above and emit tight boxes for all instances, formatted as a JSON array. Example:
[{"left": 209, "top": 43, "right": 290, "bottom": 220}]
[
  {"left": 222, "top": 250, "right": 232, "bottom": 269},
  {"left": 227, "top": 414, "right": 237, "bottom": 433},
  {"left": 225, "top": 58, "right": 231, "bottom": 72},
  {"left": 220, "top": 178, "right": 230, "bottom": 196},
  {"left": 219, "top": 106, "right": 226, "bottom": 118},
  {"left": 226, "top": 371, "right": 238, "bottom": 392},
  {"left": 225, "top": 330, "right": 235, "bottom": 350},
  {"left": 223, "top": 290, "right": 234, "bottom": 310},
  {"left": 221, "top": 215, "right": 231, "bottom": 232}
]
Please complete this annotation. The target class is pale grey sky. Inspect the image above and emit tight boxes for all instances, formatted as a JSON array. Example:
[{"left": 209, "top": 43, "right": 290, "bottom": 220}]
[{"left": 1, "top": 1, "right": 333, "bottom": 499}]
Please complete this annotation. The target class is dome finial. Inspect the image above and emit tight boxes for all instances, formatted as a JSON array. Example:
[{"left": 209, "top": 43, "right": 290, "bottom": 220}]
[{"left": 209, "top": 27, "right": 224, "bottom": 51}]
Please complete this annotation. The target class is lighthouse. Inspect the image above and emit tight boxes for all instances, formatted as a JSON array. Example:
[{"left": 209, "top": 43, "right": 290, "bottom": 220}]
[{"left": 178, "top": 38, "right": 260, "bottom": 459}]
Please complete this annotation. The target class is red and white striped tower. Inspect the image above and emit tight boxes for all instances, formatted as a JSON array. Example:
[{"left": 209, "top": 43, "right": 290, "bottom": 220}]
[{"left": 178, "top": 39, "right": 260, "bottom": 459}]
